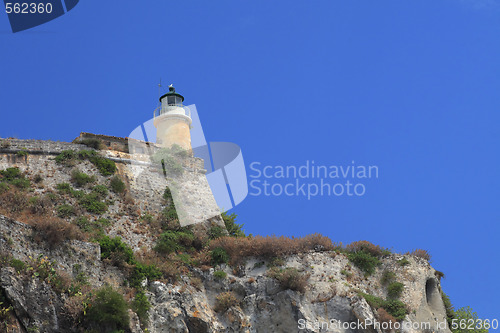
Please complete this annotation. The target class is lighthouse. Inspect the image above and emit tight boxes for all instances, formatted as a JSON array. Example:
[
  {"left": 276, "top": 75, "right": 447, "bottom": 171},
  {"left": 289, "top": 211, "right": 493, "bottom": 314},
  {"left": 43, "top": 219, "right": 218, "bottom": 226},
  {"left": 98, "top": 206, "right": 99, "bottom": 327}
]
[{"left": 153, "top": 84, "right": 192, "bottom": 150}]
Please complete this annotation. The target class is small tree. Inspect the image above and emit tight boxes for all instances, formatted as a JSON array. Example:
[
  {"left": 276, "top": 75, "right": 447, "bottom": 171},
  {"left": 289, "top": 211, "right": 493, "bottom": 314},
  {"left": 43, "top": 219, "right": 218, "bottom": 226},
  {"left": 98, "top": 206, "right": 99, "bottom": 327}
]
[{"left": 452, "top": 306, "right": 489, "bottom": 333}]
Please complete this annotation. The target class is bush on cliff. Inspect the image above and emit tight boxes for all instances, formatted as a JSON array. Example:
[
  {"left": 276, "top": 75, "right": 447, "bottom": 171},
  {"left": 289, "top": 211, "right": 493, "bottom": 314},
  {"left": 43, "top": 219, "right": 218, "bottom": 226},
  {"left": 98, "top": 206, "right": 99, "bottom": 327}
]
[
  {"left": 359, "top": 292, "right": 408, "bottom": 321},
  {"left": 221, "top": 211, "right": 245, "bottom": 237},
  {"left": 268, "top": 267, "right": 309, "bottom": 293},
  {"left": 132, "top": 290, "right": 151, "bottom": 326},
  {"left": 99, "top": 236, "right": 134, "bottom": 265},
  {"left": 154, "top": 230, "right": 194, "bottom": 254},
  {"left": 0, "top": 167, "right": 30, "bottom": 189},
  {"left": 85, "top": 285, "right": 129, "bottom": 332},
  {"left": 56, "top": 150, "right": 116, "bottom": 176},
  {"left": 79, "top": 193, "right": 108, "bottom": 214},
  {"left": 214, "top": 292, "right": 239, "bottom": 313},
  {"left": 71, "top": 169, "right": 96, "bottom": 187},
  {"left": 110, "top": 175, "right": 125, "bottom": 193},
  {"left": 345, "top": 240, "right": 390, "bottom": 276}
]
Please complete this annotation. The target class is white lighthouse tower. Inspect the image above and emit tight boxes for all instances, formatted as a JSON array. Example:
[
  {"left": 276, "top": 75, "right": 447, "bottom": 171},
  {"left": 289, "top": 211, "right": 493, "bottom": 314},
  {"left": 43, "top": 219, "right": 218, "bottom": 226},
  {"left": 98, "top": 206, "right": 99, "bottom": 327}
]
[{"left": 153, "top": 84, "right": 192, "bottom": 150}]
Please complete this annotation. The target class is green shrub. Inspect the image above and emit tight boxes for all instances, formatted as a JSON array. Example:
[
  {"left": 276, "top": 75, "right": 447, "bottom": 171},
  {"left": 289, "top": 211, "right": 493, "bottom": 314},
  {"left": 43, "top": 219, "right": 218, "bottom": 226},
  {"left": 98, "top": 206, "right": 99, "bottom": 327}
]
[
  {"left": 163, "top": 187, "right": 173, "bottom": 201},
  {"left": 75, "top": 217, "right": 96, "bottom": 233},
  {"left": 56, "top": 150, "right": 116, "bottom": 176},
  {"left": 387, "top": 282, "right": 404, "bottom": 299},
  {"left": 0, "top": 167, "right": 30, "bottom": 189},
  {"left": 132, "top": 290, "right": 150, "bottom": 326},
  {"left": 347, "top": 250, "right": 380, "bottom": 276},
  {"left": 0, "top": 182, "right": 9, "bottom": 193},
  {"left": 77, "top": 150, "right": 97, "bottom": 160},
  {"left": 211, "top": 247, "right": 229, "bottom": 265},
  {"left": 159, "top": 188, "right": 179, "bottom": 227},
  {"left": 75, "top": 272, "right": 89, "bottom": 285},
  {"left": 359, "top": 292, "right": 408, "bottom": 321},
  {"left": 92, "top": 184, "right": 109, "bottom": 198},
  {"left": 71, "top": 189, "right": 85, "bottom": 199},
  {"left": 442, "top": 291, "right": 455, "bottom": 329},
  {"left": 0, "top": 167, "right": 21, "bottom": 181},
  {"left": 213, "top": 270, "right": 227, "bottom": 280},
  {"left": 177, "top": 253, "right": 192, "bottom": 265},
  {"left": 110, "top": 176, "right": 125, "bottom": 193},
  {"left": 398, "top": 257, "right": 410, "bottom": 266},
  {"left": 57, "top": 204, "right": 75, "bottom": 218},
  {"left": 16, "top": 149, "right": 28, "bottom": 157},
  {"left": 10, "top": 178, "right": 30, "bottom": 189},
  {"left": 161, "top": 205, "right": 178, "bottom": 224},
  {"left": 383, "top": 299, "right": 407, "bottom": 320},
  {"left": 222, "top": 211, "right": 245, "bottom": 237},
  {"left": 99, "top": 236, "right": 134, "bottom": 265},
  {"left": 79, "top": 193, "right": 107, "bottom": 214},
  {"left": 154, "top": 230, "right": 194, "bottom": 254},
  {"left": 129, "top": 263, "right": 162, "bottom": 289},
  {"left": 56, "top": 182, "right": 72, "bottom": 193},
  {"left": 71, "top": 169, "right": 96, "bottom": 187},
  {"left": 268, "top": 267, "right": 309, "bottom": 293},
  {"left": 55, "top": 150, "right": 76, "bottom": 164},
  {"left": 10, "top": 258, "right": 25, "bottom": 272},
  {"left": 85, "top": 285, "right": 129, "bottom": 332},
  {"left": 381, "top": 270, "right": 396, "bottom": 285},
  {"left": 139, "top": 213, "right": 154, "bottom": 224},
  {"left": 57, "top": 182, "right": 85, "bottom": 199},
  {"left": 90, "top": 156, "right": 116, "bottom": 176},
  {"left": 208, "top": 226, "right": 226, "bottom": 240},
  {"left": 360, "top": 292, "right": 385, "bottom": 309}
]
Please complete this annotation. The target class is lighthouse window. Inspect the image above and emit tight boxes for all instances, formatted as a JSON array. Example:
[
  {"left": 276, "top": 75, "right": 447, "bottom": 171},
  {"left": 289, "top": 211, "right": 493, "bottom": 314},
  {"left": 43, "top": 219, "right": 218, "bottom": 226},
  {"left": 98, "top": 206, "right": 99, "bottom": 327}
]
[{"left": 167, "top": 96, "right": 175, "bottom": 105}]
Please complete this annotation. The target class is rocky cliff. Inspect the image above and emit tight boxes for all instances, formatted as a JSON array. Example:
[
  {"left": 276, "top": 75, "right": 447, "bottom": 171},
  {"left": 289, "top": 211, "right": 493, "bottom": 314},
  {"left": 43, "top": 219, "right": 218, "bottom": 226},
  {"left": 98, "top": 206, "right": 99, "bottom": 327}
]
[{"left": 0, "top": 137, "right": 452, "bottom": 333}]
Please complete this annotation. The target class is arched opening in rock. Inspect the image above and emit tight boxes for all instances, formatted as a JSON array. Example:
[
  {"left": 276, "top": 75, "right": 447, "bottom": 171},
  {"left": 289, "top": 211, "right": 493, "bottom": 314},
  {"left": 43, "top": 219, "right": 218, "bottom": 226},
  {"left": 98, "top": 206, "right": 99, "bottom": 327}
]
[{"left": 425, "top": 278, "right": 440, "bottom": 311}]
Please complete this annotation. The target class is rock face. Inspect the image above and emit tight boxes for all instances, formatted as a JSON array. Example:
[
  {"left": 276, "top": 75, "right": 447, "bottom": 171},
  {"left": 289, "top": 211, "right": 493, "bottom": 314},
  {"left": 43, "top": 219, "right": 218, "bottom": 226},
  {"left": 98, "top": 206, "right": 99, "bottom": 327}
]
[
  {"left": 1, "top": 267, "right": 63, "bottom": 332},
  {"left": 0, "top": 137, "right": 452, "bottom": 333},
  {"left": 142, "top": 253, "right": 451, "bottom": 333},
  {"left": 0, "top": 217, "right": 452, "bottom": 333}
]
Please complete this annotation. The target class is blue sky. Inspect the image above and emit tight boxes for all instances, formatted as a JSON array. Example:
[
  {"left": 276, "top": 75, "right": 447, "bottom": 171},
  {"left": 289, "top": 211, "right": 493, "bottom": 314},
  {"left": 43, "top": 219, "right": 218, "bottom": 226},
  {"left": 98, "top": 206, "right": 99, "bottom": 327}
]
[{"left": 1, "top": 0, "right": 499, "bottom": 321}]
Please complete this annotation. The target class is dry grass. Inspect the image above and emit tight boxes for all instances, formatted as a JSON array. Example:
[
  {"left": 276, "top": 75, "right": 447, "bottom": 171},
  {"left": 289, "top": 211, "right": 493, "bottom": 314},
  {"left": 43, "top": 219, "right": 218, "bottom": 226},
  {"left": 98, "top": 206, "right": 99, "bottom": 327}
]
[
  {"left": 190, "top": 277, "right": 203, "bottom": 291},
  {"left": 0, "top": 188, "right": 83, "bottom": 246},
  {"left": 0, "top": 188, "right": 28, "bottom": 214},
  {"left": 406, "top": 249, "right": 431, "bottom": 261},
  {"left": 210, "top": 233, "right": 337, "bottom": 265},
  {"left": 214, "top": 292, "right": 239, "bottom": 313},
  {"left": 31, "top": 217, "right": 83, "bottom": 246},
  {"left": 377, "top": 307, "right": 398, "bottom": 326},
  {"left": 345, "top": 240, "right": 386, "bottom": 256},
  {"left": 268, "top": 267, "right": 309, "bottom": 293}
]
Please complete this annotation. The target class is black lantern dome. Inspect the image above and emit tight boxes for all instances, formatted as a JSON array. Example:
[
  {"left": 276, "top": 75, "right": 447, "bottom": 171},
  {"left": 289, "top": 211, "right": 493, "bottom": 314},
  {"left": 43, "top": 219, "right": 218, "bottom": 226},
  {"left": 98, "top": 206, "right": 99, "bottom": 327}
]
[{"left": 160, "top": 84, "right": 184, "bottom": 106}]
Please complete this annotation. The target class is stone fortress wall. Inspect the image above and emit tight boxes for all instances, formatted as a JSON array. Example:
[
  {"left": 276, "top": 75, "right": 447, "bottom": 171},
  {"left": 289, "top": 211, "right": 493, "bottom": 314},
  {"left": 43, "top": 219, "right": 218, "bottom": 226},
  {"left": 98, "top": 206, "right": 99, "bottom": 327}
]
[{"left": 0, "top": 135, "right": 224, "bottom": 232}]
